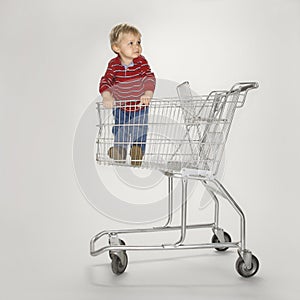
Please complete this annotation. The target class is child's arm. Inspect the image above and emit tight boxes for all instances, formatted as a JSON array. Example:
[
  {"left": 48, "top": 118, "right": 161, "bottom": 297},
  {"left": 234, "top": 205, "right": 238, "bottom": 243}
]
[
  {"left": 102, "top": 90, "right": 115, "bottom": 108},
  {"left": 99, "top": 59, "right": 115, "bottom": 108},
  {"left": 139, "top": 56, "right": 155, "bottom": 106}
]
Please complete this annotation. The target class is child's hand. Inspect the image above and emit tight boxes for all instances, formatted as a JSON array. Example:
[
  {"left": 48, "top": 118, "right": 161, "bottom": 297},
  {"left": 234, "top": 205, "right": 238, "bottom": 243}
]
[
  {"left": 102, "top": 92, "right": 115, "bottom": 108},
  {"left": 140, "top": 91, "right": 153, "bottom": 106},
  {"left": 103, "top": 97, "right": 114, "bottom": 108}
]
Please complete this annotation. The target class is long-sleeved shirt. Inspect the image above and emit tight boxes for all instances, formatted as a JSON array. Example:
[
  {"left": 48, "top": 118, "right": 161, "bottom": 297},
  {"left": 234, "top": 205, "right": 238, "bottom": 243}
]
[{"left": 99, "top": 55, "right": 156, "bottom": 111}]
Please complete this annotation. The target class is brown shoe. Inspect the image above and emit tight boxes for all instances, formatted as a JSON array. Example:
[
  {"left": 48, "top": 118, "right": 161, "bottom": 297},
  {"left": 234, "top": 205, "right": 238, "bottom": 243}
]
[
  {"left": 130, "top": 145, "right": 143, "bottom": 166},
  {"left": 107, "top": 147, "right": 127, "bottom": 163}
]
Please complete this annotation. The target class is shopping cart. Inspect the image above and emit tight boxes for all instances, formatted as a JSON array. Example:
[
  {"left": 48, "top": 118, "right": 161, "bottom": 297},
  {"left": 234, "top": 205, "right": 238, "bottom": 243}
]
[{"left": 91, "top": 82, "right": 259, "bottom": 278}]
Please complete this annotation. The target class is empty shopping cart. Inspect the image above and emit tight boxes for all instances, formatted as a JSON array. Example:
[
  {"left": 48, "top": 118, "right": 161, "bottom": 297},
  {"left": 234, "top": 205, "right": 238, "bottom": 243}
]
[{"left": 91, "top": 82, "right": 259, "bottom": 278}]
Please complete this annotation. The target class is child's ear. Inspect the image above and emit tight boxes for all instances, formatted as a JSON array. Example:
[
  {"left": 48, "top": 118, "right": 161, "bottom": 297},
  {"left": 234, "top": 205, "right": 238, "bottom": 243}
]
[{"left": 112, "top": 44, "right": 120, "bottom": 53}]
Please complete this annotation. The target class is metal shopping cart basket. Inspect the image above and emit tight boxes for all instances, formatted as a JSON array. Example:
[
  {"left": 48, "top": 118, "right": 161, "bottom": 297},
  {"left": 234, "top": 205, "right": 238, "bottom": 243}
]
[{"left": 91, "top": 82, "right": 259, "bottom": 278}]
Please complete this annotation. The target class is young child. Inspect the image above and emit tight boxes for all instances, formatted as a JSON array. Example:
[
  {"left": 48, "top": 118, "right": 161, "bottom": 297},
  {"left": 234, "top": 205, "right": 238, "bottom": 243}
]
[{"left": 99, "top": 23, "right": 156, "bottom": 166}]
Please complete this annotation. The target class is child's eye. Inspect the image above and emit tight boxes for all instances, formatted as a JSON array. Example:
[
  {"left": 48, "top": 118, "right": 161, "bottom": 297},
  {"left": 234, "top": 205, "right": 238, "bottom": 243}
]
[{"left": 137, "top": 41, "right": 141, "bottom": 45}]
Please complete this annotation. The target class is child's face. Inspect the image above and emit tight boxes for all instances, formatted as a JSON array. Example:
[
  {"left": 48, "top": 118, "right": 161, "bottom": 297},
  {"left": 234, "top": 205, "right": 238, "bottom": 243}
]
[{"left": 113, "top": 33, "right": 142, "bottom": 64}]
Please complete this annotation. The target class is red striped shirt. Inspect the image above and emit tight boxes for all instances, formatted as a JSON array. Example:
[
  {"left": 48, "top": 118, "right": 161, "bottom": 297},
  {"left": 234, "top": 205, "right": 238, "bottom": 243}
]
[{"left": 99, "top": 55, "right": 156, "bottom": 111}]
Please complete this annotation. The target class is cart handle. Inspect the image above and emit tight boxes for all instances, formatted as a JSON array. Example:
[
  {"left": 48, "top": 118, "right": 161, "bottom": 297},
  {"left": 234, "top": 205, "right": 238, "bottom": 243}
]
[
  {"left": 229, "top": 82, "right": 259, "bottom": 107},
  {"left": 230, "top": 82, "right": 259, "bottom": 93}
]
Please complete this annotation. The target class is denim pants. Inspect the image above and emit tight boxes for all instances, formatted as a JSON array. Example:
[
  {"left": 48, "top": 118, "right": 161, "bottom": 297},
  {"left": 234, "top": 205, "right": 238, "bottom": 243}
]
[{"left": 112, "top": 107, "right": 149, "bottom": 154}]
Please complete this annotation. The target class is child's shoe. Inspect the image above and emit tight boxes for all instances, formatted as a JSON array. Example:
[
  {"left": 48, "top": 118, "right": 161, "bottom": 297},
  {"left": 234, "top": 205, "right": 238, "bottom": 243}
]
[
  {"left": 130, "top": 145, "right": 143, "bottom": 166},
  {"left": 107, "top": 147, "right": 127, "bottom": 163}
]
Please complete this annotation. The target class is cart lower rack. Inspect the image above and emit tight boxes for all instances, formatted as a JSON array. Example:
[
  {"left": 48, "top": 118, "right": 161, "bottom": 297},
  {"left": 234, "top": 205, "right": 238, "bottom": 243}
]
[{"left": 91, "top": 82, "right": 259, "bottom": 278}]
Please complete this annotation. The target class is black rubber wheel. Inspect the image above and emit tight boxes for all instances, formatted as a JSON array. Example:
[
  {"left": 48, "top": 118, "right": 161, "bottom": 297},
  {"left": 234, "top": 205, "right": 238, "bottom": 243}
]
[
  {"left": 211, "top": 232, "right": 231, "bottom": 251},
  {"left": 109, "top": 239, "right": 126, "bottom": 259},
  {"left": 235, "top": 254, "right": 259, "bottom": 278},
  {"left": 111, "top": 252, "right": 128, "bottom": 275}
]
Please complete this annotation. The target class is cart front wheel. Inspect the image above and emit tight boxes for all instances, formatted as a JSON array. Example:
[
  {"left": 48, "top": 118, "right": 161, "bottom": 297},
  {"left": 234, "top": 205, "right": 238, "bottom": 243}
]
[
  {"left": 109, "top": 239, "right": 126, "bottom": 259},
  {"left": 111, "top": 253, "right": 128, "bottom": 275},
  {"left": 211, "top": 232, "right": 231, "bottom": 251},
  {"left": 235, "top": 254, "right": 259, "bottom": 278}
]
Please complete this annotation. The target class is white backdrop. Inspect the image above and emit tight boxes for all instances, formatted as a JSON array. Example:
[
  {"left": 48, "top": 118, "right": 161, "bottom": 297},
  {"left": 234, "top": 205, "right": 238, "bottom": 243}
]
[{"left": 1, "top": 0, "right": 300, "bottom": 299}]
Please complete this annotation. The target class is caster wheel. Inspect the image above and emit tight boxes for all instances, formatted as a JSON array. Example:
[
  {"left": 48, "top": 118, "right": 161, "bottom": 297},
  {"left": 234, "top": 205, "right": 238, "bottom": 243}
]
[
  {"left": 235, "top": 254, "right": 259, "bottom": 278},
  {"left": 211, "top": 232, "right": 231, "bottom": 251},
  {"left": 111, "top": 252, "right": 128, "bottom": 275},
  {"left": 109, "top": 239, "right": 126, "bottom": 259}
]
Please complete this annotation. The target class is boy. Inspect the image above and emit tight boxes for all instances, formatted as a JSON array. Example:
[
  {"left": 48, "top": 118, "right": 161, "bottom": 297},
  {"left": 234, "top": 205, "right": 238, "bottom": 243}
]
[{"left": 99, "top": 23, "right": 156, "bottom": 166}]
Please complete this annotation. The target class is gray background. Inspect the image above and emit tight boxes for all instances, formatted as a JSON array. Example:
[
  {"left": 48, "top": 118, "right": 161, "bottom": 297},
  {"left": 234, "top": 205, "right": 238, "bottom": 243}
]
[{"left": 1, "top": 0, "right": 300, "bottom": 299}]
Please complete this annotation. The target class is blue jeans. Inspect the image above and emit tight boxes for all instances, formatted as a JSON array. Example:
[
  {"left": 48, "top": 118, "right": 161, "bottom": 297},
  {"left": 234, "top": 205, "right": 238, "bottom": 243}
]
[{"left": 112, "top": 107, "right": 149, "bottom": 154}]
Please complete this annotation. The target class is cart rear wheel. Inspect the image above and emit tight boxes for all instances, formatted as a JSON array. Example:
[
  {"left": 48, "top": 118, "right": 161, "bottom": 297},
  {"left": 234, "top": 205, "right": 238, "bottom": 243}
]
[
  {"left": 235, "top": 254, "right": 259, "bottom": 278},
  {"left": 111, "top": 253, "right": 128, "bottom": 275},
  {"left": 211, "top": 232, "right": 231, "bottom": 251},
  {"left": 109, "top": 239, "right": 126, "bottom": 259}
]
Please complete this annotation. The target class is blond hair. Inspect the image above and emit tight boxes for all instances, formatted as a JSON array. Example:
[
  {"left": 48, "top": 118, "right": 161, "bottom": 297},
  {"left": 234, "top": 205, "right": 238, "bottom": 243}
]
[{"left": 109, "top": 23, "right": 141, "bottom": 52}]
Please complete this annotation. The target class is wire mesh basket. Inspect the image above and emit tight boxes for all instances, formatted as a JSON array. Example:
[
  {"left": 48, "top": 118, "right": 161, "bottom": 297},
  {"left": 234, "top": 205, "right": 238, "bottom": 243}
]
[{"left": 96, "top": 82, "right": 255, "bottom": 178}]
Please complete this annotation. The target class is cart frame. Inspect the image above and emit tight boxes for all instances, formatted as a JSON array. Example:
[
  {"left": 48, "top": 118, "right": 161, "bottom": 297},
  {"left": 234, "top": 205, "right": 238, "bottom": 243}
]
[{"left": 90, "top": 82, "right": 259, "bottom": 278}]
